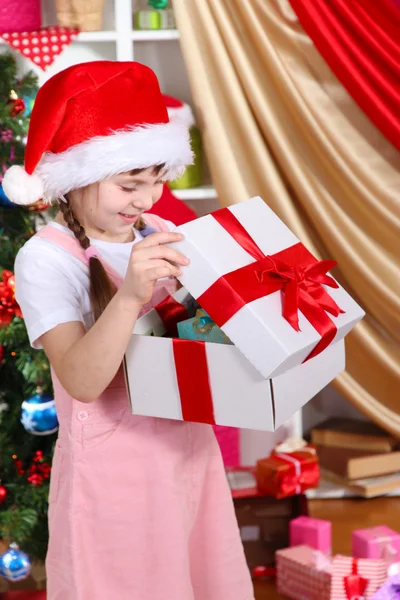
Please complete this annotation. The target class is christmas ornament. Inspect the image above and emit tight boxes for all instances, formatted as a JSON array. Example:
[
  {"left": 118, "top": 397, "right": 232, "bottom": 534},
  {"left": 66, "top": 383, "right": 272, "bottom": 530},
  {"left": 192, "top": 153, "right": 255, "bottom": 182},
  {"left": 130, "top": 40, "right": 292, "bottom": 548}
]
[
  {"left": 22, "top": 93, "right": 35, "bottom": 118},
  {"left": 21, "top": 392, "right": 58, "bottom": 435},
  {"left": 0, "top": 483, "right": 7, "bottom": 504},
  {"left": 148, "top": 0, "right": 169, "bottom": 8},
  {"left": 28, "top": 199, "right": 48, "bottom": 212},
  {"left": 9, "top": 90, "right": 26, "bottom": 116},
  {"left": 0, "top": 129, "right": 13, "bottom": 142},
  {"left": 0, "top": 543, "right": 32, "bottom": 582},
  {"left": 27, "top": 450, "right": 51, "bottom": 485},
  {"left": 0, "top": 269, "right": 22, "bottom": 327},
  {"left": 0, "top": 26, "right": 79, "bottom": 72},
  {"left": 0, "top": 183, "right": 16, "bottom": 208}
]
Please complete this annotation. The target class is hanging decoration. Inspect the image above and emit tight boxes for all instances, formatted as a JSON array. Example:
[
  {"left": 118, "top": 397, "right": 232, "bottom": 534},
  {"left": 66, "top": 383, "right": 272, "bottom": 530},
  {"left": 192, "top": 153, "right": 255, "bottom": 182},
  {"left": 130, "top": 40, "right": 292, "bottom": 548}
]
[
  {"left": 20, "top": 391, "right": 58, "bottom": 436},
  {"left": 0, "top": 26, "right": 79, "bottom": 71}
]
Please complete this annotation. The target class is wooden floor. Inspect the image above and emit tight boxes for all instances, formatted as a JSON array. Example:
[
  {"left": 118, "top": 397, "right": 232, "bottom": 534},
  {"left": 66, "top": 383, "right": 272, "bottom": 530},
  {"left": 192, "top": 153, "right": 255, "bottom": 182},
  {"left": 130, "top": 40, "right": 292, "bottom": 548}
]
[{"left": 254, "top": 496, "right": 400, "bottom": 599}]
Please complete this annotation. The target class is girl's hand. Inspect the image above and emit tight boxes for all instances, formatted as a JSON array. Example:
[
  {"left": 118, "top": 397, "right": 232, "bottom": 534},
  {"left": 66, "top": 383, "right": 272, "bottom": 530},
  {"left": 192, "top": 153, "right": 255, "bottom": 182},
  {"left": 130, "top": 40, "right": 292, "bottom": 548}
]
[{"left": 119, "top": 232, "right": 189, "bottom": 306}]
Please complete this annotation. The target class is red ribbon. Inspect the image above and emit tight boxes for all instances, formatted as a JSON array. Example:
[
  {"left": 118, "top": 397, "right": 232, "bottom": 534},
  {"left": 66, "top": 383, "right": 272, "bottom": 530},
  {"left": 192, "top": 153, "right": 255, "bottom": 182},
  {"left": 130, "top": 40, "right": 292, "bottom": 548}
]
[
  {"left": 197, "top": 208, "right": 344, "bottom": 361},
  {"left": 272, "top": 453, "right": 320, "bottom": 497},
  {"left": 172, "top": 339, "right": 216, "bottom": 425},
  {"left": 154, "top": 293, "right": 188, "bottom": 337},
  {"left": 344, "top": 559, "right": 368, "bottom": 600}
]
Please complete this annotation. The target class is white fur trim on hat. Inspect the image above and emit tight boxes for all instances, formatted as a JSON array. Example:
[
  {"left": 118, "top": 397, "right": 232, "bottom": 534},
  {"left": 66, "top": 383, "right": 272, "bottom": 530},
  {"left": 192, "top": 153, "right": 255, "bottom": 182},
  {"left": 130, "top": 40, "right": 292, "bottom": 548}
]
[
  {"left": 2, "top": 165, "right": 44, "bottom": 206},
  {"left": 166, "top": 103, "right": 196, "bottom": 129},
  {"left": 5, "top": 119, "right": 193, "bottom": 205}
]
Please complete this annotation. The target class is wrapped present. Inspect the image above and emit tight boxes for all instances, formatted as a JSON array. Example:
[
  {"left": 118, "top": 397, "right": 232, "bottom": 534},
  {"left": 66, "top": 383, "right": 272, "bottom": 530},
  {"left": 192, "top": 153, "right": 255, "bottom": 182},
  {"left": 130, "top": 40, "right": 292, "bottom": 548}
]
[
  {"left": 227, "top": 468, "right": 308, "bottom": 571},
  {"left": 371, "top": 575, "right": 400, "bottom": 600},
  {"left": 124, "top": 198, "right": 362, "bottom": 431},
  {"left": 290, "top": 515, "right": 331, "bottom": 554},
  {"left": 277, "top": 546, "right": 387, "bottom": 600},
  {"left": 352, "top": 526, "right": 400, "bottom": 562},
  {"left": 255, "top": 443, "right": 320, "bottom": 499},
  {"left": 276, "top": 545, "right": 332, "bottom": 600},
  {"left": 132, "top": 286, "right": 196, "bottom": 337},
  {"left": 331, "top": 555, "right": 387, "bottom": 599},
  {"left": 177, "top": 309, "right": 232, "bottom": 344},
  {"left": 134, "top": 8, "right": 175, "bottom": 30},
  {"left": 168, "top": 196, "right": 364, "bottom": 380}
]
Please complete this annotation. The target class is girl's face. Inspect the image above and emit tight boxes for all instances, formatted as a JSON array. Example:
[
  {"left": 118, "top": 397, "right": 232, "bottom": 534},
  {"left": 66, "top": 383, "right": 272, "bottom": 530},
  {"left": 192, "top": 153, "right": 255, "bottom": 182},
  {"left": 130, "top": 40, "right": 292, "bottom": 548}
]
[{"left": 68, "top": 167, "right": 165, "bottom": 242}]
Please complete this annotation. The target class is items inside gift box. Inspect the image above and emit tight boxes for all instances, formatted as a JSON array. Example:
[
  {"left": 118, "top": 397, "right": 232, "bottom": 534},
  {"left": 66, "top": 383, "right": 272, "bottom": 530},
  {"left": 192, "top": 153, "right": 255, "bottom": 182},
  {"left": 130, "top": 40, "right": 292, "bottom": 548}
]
[{"left": 138, "top": 288, "right": 233, "bottom": 345}]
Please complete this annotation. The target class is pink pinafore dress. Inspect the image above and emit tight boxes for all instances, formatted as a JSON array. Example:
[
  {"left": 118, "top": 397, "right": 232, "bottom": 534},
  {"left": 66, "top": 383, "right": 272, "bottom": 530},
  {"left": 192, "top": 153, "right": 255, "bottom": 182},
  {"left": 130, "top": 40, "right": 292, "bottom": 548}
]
[{"left": 37, "top": 215, "right": 254, "bottom": 600}]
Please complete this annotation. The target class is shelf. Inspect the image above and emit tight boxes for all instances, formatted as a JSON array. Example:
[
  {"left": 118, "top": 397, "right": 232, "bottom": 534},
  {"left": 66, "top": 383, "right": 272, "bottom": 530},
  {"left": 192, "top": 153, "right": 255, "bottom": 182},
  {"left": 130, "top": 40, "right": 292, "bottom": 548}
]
[
  {"left": 76, "top": 31, "right": 118, "bottom": 42},
  {"left": 131, "top": 30, "right": 180, "bottom": 41},
  {"left": 172, "top": 185, "right": 217, "bottom": 201},
  {"left": 306, "top": 477, "right": 400, "bottom": 499}
]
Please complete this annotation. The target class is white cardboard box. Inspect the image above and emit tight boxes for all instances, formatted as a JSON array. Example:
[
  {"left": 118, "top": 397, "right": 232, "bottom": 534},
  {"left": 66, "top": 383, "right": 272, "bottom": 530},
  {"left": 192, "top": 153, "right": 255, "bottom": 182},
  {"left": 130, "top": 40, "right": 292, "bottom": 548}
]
[
  {"left": 125, "top": 329, "right": 345, "bottom": 431},
  {"left": 168, "top": 197, "right": 364, "bottom": 379},
  {"left": 124, "top": 197, "right": 363, "bottom": 431}
]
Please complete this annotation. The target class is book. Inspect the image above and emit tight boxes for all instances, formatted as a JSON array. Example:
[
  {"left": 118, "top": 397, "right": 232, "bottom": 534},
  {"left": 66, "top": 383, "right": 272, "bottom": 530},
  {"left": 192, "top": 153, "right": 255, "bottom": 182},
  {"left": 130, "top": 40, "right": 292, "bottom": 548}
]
[
  {"left": 317, "top": 445, "right": 400, "bottom": 480},
  {"left": 320, "top": 469, "right": 400, "bottom": 498},
  {"left": 311, "top": 418, "right": 398, "bottom": 453}
]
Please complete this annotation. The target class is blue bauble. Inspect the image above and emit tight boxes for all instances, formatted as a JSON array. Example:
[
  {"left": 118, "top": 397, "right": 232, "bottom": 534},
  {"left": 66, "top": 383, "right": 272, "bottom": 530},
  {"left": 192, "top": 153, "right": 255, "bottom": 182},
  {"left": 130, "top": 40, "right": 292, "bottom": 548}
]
[
  {"left": 0, "top": 544, "right": 31, "bottom": 582},
  {"left": 21, "top": 393, "right": 58, "bottom": 436},
  {"left": 0, "top": 183, "right": 16, "bottom": 208},
  {"left": 23, "top": 94, "right": 35, "bottom": 118}
]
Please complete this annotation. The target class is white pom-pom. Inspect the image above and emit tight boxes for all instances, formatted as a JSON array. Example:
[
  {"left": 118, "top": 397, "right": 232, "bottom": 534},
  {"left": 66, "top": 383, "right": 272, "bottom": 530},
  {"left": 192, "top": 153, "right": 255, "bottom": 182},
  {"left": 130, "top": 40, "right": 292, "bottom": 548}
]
[{"left": 2, "top": 165, "right": 44, "bottom": 206}]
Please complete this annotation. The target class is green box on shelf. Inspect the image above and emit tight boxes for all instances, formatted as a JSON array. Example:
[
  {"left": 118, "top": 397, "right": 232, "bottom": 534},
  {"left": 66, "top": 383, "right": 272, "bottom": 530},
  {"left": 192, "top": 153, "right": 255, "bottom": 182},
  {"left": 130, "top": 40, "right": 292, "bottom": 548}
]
[
  {"left": 134, "top": 9, "right": 175, "bottom": 30},
  {"left": 169, "top": 126, "right": 203, "bottom": 190}
]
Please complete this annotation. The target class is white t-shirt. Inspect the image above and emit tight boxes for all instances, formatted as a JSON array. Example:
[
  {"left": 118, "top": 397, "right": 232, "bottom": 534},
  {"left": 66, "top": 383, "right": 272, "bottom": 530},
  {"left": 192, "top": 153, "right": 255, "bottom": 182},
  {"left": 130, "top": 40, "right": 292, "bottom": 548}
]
[{"left": 14, "top": 220, "right": 174, "bottom": 349}]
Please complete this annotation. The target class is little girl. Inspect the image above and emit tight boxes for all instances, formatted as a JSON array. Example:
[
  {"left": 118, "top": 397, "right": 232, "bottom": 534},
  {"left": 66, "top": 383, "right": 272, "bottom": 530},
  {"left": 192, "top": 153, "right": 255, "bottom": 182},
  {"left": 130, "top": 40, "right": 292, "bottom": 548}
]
[{"left": 5, "top": 62, "right": 254, "bottom": 600}]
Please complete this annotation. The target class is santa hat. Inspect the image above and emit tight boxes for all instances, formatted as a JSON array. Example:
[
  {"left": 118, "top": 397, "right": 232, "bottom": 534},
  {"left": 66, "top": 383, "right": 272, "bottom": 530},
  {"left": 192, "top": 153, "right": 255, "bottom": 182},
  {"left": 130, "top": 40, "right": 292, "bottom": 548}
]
[
  {"left": 3, "top": 61, "right": 193, "bottom": 206},
  {"left": 163, "top": 95, "right": 196, "bottom": 129}
]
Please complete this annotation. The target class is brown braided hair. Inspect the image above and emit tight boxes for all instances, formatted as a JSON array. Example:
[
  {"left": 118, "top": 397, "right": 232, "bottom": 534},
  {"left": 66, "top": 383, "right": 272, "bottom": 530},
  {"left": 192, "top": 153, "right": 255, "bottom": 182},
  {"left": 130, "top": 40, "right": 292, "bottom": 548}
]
[{"left": 58, "top": 165, "right": 165, "bottom": 321}]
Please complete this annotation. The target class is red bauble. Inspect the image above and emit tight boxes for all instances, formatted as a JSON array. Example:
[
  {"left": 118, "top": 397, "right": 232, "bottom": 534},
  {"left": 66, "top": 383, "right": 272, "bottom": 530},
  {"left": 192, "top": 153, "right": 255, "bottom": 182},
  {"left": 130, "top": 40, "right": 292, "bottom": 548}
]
[
  {"left": 0, "top": 484, "right": 7, "bottom": 504},
  {"left": 10, "top": 98, "right": 26, "bottom": 116}
]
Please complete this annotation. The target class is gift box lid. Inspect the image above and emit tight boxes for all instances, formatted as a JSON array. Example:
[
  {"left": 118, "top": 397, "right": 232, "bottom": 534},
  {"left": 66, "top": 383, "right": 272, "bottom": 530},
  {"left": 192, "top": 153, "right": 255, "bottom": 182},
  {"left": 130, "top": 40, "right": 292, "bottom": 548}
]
[{"left": 169, "top": 197, "right": 365, "bottom": 379}]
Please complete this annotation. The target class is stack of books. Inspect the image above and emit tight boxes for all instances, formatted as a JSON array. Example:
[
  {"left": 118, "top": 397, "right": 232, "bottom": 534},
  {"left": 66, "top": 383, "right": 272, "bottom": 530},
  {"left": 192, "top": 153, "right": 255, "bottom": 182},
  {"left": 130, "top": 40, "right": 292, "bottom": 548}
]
[{"left": 310, "top": 418, "right": 400, "bottom": 497}]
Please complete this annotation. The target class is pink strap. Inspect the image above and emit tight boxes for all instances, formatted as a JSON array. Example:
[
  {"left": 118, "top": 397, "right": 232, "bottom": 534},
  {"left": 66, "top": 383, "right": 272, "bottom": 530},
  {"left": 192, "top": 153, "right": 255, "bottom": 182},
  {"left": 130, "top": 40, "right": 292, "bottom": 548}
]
[{"left": 36, "top": 225, "right": 123, "bottom": 286}]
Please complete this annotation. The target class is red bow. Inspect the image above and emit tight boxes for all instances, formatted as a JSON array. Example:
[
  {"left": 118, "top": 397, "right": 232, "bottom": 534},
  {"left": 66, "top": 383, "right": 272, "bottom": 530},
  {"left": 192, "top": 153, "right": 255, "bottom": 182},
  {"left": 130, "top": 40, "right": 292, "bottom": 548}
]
[
  {"left": 196, "top": 208, "right": 345, "bottom": 362},
  {"left": 254, "top": 254, "right": 342, "bottom": 332},
  {"left": 344, "top": 559, "right": 368, "bottom": 600}
]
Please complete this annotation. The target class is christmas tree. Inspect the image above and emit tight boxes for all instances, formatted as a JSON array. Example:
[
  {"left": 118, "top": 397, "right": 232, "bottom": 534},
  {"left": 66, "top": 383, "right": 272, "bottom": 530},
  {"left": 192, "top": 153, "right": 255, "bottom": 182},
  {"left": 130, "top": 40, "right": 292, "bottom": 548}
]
[{"left": 0, "top": 53, "right": 56, "bottom": 565}]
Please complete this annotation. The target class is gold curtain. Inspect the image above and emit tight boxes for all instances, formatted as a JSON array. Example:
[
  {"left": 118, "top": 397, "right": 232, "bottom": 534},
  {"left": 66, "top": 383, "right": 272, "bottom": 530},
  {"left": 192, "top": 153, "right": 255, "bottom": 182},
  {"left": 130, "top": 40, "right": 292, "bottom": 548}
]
[{"left": 173, "top": 0, "right": 400, "bottom": 435}]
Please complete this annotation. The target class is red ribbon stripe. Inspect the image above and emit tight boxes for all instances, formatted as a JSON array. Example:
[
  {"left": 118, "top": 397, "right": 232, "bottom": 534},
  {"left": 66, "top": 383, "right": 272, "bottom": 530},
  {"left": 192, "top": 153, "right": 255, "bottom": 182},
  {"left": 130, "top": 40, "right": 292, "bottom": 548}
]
[{"left": 197, "top": 207, "right": 344, "bottom": 361}]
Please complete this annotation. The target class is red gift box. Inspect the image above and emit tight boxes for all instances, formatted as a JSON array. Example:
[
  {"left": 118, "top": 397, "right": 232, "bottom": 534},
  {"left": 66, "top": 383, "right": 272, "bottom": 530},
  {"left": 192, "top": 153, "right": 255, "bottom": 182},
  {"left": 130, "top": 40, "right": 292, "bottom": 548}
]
[{"left": 256, "top": 445, "right": 320, "bottom": 499}]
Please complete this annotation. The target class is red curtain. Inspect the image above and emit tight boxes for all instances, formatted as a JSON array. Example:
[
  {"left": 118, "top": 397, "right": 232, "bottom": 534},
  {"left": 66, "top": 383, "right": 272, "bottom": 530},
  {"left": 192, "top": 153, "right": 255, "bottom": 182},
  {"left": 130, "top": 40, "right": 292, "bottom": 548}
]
[{"left": 288, "top": 0, "right": 400, "bottom": 151}]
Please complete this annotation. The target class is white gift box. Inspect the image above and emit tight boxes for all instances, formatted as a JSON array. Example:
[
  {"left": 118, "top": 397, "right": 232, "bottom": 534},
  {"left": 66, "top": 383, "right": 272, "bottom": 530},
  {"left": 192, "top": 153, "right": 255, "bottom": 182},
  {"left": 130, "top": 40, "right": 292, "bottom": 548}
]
[
  {"left": 168, "top": 196, "right": 365, "bottom": 379},
  {"left": 125, "top": 331, "right": 345, "bottom": 431},
  {"left": 124, "top": 197, "right": 364, "bottom": 431}
]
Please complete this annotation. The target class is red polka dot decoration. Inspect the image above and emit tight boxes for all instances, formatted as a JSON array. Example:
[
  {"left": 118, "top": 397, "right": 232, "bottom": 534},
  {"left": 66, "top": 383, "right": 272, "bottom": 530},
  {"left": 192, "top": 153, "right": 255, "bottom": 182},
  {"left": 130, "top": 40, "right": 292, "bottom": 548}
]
[{"left": 1, "top": 26, "right": 79, "bottom": 71}]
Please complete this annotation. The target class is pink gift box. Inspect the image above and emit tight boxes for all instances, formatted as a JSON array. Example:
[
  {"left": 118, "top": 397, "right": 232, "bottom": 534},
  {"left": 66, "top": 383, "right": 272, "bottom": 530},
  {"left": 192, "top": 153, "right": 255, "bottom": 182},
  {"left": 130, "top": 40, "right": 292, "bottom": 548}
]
[
  {"left": 352, "top": 526, "right": 400, "bottom": 562},
  {"left": 290, "top": 515, "right": 332, "bottom": 553},
  {"left": 276, "top": 545, "right": 332, "bottom": 600}
]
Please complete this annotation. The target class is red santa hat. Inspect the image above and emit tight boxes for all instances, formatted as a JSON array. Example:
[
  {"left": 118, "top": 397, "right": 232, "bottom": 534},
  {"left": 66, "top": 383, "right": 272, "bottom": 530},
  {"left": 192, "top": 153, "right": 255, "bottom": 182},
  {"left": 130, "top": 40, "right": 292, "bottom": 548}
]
[
  {"left": 163, "top": 95, "right": 196, "bottom": 129},
  {"left": 3, "top": 61, "right": 193, "bottom": 206}
]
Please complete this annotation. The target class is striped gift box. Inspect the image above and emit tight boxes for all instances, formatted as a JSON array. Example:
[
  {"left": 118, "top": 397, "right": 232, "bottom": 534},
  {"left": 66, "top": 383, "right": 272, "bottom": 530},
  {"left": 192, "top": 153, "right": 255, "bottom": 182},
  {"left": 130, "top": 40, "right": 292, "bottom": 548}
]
[
  {"left": 331, "top": 556, "right": 387, "bottom": 599},
  {"left": 276, "top": 545, "right": 331, "bottom": 600},
  {"left": 276, "top": 546, "right": 388, "bottom": 600}
]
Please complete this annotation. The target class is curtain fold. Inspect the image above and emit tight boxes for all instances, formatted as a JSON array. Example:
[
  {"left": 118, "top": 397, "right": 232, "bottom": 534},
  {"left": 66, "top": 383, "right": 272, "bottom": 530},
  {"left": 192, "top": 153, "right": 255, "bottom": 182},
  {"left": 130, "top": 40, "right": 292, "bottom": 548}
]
[
  {"left": 288, "top": 0, "right": 400, "bottom": 151},
  {"left": 173, "top": 0, "right": 400, "bottom": 435}
]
